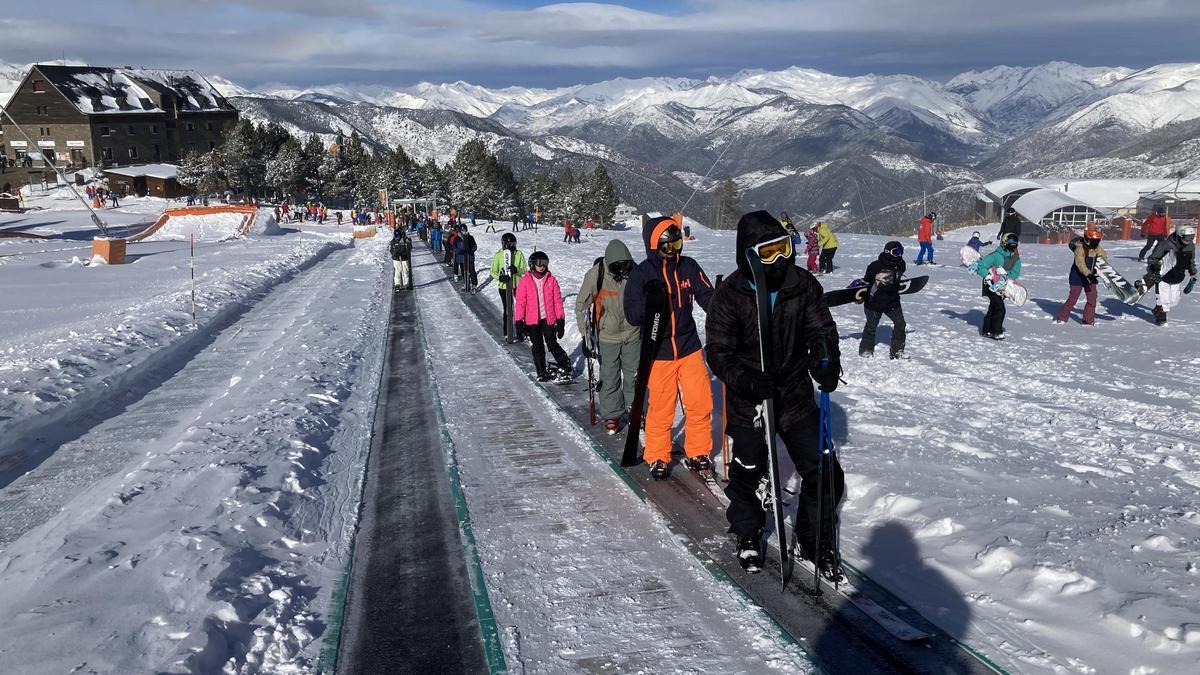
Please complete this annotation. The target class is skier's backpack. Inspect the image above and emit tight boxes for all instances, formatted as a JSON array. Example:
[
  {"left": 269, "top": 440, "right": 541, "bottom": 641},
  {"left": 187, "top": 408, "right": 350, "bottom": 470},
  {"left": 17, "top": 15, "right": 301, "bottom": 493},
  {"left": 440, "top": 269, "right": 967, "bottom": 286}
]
[{"left": 1068, "top": 236, "right": 1084, "bottom": 252}]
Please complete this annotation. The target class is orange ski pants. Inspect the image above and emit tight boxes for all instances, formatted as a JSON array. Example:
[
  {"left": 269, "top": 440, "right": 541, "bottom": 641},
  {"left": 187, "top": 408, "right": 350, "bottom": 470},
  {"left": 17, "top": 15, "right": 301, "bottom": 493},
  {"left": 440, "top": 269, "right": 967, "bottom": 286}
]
[{"left": 643, "top": 350, "right": 713, "bottom": 464}]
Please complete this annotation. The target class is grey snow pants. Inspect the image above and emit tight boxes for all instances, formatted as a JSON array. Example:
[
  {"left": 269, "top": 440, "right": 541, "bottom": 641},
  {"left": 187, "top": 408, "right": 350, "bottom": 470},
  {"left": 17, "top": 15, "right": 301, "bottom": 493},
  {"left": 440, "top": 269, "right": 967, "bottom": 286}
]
[{"left": 598, "top": 338, "right": 641, "bottom": 421}]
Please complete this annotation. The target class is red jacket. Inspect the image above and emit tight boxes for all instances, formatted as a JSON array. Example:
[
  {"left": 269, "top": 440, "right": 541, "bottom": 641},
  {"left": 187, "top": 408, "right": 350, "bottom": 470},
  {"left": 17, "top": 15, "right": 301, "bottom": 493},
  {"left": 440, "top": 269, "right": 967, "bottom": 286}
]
[
  {"left": 918, "top": 216, "right": 933, "bottom": 243},
  {"left": 514, "top": 270, "right": 566, "bottom": 325},
  {"left": 1144, "top": 214, "right": 1171, "bottom": 237}
]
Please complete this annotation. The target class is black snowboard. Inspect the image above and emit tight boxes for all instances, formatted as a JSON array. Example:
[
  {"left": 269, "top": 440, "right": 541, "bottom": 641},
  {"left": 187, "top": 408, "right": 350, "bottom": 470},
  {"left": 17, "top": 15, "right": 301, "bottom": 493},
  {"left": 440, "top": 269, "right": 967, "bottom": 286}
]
[
  {"left": 824, "top": 275, "right": 929, "bottom": 308},
  {"left": 621, "top": 283, "right": 670, "bottom": 467}
]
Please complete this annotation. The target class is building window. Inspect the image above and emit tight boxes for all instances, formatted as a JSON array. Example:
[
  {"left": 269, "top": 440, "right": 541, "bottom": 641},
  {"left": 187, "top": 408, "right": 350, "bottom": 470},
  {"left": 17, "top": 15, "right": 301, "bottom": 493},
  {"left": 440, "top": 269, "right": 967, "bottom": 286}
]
[
  {"left": 127, "top": 125, "right": 136, "bottom": 136},
  {"left": 32, "top": 80, "right": 46, "bottom": 93},
  {"left": 101, "top": 147, "right": 113, "bottom": 161},
  {"left": 36, "top": 105, "right": 48, "bottom": 115},
  {"left": 91, "top": 96, "right": 103, "bottom": 110},
  {"left": 206, "top": 121, "right": 214, "bottom": 131},
  {"left": 139, "top": 98, "right": 152, "bottom": 110},
  {"left": 185, "top": 122, "right": 196, "bottom": 132},
  {"left": 128, "top": 146, "right": 138, "bottom": 159},
  {"left": 99, "top": 126, "right": 112, "bottom": 137},
  {"left": 153, "top": 144, "right": 161, "bottom": 161},
  {"left": 150, "top": 124, "right": 159, "bottom": 135}
]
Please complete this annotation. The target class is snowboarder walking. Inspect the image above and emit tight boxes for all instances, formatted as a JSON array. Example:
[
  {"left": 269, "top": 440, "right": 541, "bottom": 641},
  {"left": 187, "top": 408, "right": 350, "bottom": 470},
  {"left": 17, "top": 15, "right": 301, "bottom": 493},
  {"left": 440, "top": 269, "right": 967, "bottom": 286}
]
[
  {"left": 1139, "top": 207, "right": 1172, "bottom": 262},
  {"left": 1054, "top": 225, "right": 1106, "bottom": 325},
  {"left": 859, "top": 241, "right": 909, "bottom": 358},
  {"left": 997, "top": 207, "right": 1022, "bottom": 242},
  {"left": 813, "top": 221, "right": 838, "bottom": 274},
  {"left": 514, "top": 252, "right": 573, "bottom": 381},
  {"left": 977, "top": 234, "right": 1023, "bottom": 339},
  {"left": 915, "top": 213, "right": 935, "bottom": 265},
  {"left": 1143, "top": 222, "right": 1197, "bottom": 326},
  {"left": 575, "top": 239, "right": 641, "bottom": 434},
  {"left": 623, "top": 216, "right": 716, "bottom": 480},
  {"left": 490, "top": 233, "right": 527, "bottom": 341},
  {"left": 704, "top": 210, "right": 843, "bottom": 573},
  {"left": 389, "top": 229, "right": 413, "bottom": 290}
]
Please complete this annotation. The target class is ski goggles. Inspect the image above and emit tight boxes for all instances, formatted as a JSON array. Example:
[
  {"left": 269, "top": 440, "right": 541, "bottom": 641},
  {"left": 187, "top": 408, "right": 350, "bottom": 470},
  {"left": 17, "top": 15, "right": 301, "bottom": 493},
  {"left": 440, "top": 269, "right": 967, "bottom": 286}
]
[
  {"left": 658, "top": 238, "right": 683, "bottom": 254},
  {"left": 888, "top": 245, "right": 904, "bottom": 257},
  {"left": 754, "top": 234, "right": 794, "bottom": 264}
]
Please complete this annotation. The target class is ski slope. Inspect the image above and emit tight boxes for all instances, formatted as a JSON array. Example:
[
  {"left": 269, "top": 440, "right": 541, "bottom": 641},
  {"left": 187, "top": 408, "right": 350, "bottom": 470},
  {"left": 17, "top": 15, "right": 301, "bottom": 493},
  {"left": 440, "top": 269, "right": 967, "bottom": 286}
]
[{"left": 460, "top": 220, "right": 1200, "bottom": 675}]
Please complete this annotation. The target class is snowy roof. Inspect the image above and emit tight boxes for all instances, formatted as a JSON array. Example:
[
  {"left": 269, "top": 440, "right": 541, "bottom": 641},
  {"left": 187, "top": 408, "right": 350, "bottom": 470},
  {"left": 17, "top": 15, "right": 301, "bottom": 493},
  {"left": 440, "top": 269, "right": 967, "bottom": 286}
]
[
  {"left": 103, "top": 163, "right": 178, "bottom": 180},
  {"left": 34, "top": 64, "right": 234, "bottom": 115},
  {"left": 1011, "top": 188, "right": 1105, "bottom": 222},
  {"left": 983, "top": 178, "right": 1045, "bottom": 202},
  {"left": 986, "top": 177, "right": 1200, "bottom": 212}
]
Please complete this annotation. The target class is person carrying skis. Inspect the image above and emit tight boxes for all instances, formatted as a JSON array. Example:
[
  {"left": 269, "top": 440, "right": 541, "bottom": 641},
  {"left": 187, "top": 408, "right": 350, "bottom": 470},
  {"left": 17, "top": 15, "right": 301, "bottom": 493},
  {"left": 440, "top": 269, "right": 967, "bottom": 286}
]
[
  {"left": 705, "top": 210, "right": 843, "bottom": 574},
  {"left": 624, "top": 216, "right": 716, "bottom": 480},
  {"left": 977, "top": 233, "right": 1022, "bottom": 339},
  {"left": 490, "top": 233, "right": 527, "bottom": 341},
  {"left": 389, "top": 229, "right": 413, "bottom": 290},
  {"left": 812, "top": 221, "right": 839, "bottom": 274},
  {"left": 915, "top": 212, "right": 935, "bottom": 265},
  {"left": 1054, "top": 225, "right": 1107, "bottom": 325},
  {"left": 514, "top": 251, "right": 573, "bottom": 381},
  {"left": 1143, "top": 221, "right": 1197, "bottom": 326},
  {"left": 859, "top": 241, "right": 909, "bottom": 358},
  {"left": 998, "top": 206, "right": 1022, "bottom": 242},
  {"left": 1139, "top": 207, "right": 1172, "bottom": 262},
  {"left": 575, "top": 239, "right": 641, "bottom": 434},
  {"left": 456, "top": 226, "right": 478, "bottom": 290},
  {"left": 966, "top": 231, "right": 991, "bottom": 253},
  {"left": 444, "top": 225, "right": 459, "bottom": 269}
]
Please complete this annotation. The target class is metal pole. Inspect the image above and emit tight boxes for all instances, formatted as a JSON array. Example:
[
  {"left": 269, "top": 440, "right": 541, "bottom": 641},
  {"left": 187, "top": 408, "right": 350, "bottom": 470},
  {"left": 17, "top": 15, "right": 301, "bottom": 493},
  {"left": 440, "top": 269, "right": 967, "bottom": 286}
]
[
  {"left": 190, "top": 233, "right": 196, "bottom": 321},
  {"left": 0, "top": 101, "right": 110, "bottom": 236}
]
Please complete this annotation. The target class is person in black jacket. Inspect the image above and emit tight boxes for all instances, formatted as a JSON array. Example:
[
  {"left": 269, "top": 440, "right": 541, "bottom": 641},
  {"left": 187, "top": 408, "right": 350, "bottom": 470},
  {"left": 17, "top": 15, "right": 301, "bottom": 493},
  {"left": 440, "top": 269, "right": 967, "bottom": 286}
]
[
  {"left": 858, "top": 241, "right": 908, "bottom": 359},
  {"left": 705, "top": 210, "right": 842, "bottom": 575},
  {"left": 997, "top": 207, "right": 1022, "bottom": 241},
  {"left": 389, "top": 230, "right": 413, "bottom": 290}
]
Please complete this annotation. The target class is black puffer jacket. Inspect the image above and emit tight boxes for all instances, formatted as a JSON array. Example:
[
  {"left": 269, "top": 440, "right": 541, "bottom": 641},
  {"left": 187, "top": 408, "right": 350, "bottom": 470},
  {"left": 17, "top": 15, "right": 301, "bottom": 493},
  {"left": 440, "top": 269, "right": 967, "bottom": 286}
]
[
  {"left": 862, "top": 246, "right": 907, "bottom": 312},
  {"left": 1148, "top": 234, "right": 1197, "bottom": 284},
  {"left": 705, "top": 215, "right": 839, "bottom": 430}
]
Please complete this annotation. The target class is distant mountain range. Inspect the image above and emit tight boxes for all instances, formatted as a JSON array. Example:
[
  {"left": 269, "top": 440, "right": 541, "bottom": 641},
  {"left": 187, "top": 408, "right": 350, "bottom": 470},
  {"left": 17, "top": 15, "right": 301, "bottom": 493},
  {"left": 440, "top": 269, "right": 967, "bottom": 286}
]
[{"left": 6, "top": 60, "right": 1200, "bottom": 232}]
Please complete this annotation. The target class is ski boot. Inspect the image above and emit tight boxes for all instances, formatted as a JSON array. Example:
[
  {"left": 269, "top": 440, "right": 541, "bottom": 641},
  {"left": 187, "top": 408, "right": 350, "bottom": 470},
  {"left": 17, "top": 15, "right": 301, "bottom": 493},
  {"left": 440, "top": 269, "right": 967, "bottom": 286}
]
[
  {"left": 683, "top": 455, "right": 713, "bottom": 473},
  {"left": 603, "top": 418, "right": 621, "bottom": 435},
  {"left": 536, "top": 371, "right": 553, "bottom": 382},
  {"left": 817, "top": 549, "right": 845, "bottom": 583},
  {"left": 649, "top": 460, "right": 670, "bottom": 480},
  {"left": 859, "top": 349, "right": 873, "bottom": 358},
  {"left": 1154, "top": 306, "right": 1168, "bottom": 326},
  {"left": 552, "top": 366, "right": 574, "bottom": 384},
  {"left": 889, "top": 350, "right": 909, "bottom": 360},
  {"left": 736, "top": 534, "right": 764, "bottom": 573}
]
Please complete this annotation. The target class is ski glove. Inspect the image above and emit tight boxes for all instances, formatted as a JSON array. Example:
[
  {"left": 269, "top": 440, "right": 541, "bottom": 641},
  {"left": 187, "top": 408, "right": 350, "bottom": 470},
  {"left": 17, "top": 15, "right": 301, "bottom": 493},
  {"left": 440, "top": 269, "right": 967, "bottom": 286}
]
[
  {"left": 1087, "top": 273, "right": 1099, "bottom": 285},
  {"left": 498, "top": 273, "right": 511, "bottom": 284},
  {"left": 514, "top": 321, "right": 526, "bottom": 340},
  {"left": 555, "top": 319, "right": 565, "bottom": 339},
  {"left": 742, "top": 368, "right": 776, "bottom": 401},
  {"left": 1186, "top": 278, "right": 1197, "bottom": 295},
  {"left": 808, "top": 328, "right": 842, "bottom": 393}
]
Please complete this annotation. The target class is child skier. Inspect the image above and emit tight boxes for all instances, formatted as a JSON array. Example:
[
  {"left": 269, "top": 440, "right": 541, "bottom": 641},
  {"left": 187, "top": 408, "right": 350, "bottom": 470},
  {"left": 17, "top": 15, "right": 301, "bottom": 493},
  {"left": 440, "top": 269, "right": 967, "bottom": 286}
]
[
  {"left": 489, "top": 233, "right": 527, "bottom": 342},
  {"left": 1143, "top": 222, "right": 1197, "bottom": 326},
  {"left": 966, "top": 231, "right": 991, "bottom": 253},
  {"left": 1054, "top": 225, "right": 1106, "bottom": 325},
  {"left": 859, "top": 241, "right": 908, "bottom": 358},
  {"left": 514, "top": 251, "right": 573, "bottom": 382},
  {"left": 575, "top": 239, "right": 641, "bottom": 434},
  {"left": 977, "top": 234, "right": 1022, "bottom": 339},
  {"left": 804, "top": 225, "right": 820, "bottom": 272},
  {"left": 704, "top": 210, "right": 842, "bottom": 574},
  {"left": 624, "top": 216, "right": 716, "bottom": 480}
]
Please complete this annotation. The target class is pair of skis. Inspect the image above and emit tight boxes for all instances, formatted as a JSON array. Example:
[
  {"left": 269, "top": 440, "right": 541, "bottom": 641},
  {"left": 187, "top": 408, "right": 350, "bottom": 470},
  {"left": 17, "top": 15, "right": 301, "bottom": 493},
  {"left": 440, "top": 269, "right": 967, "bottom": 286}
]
[{"left": 502, "top": 249, "right": 517, "bottom": 343}]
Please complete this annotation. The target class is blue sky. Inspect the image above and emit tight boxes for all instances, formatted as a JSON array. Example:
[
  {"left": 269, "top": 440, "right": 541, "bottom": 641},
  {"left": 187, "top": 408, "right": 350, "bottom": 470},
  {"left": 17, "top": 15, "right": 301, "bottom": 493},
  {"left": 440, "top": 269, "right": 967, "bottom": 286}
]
[{"left": 4, "top": 1, "right": 1199, "bottom": 89}]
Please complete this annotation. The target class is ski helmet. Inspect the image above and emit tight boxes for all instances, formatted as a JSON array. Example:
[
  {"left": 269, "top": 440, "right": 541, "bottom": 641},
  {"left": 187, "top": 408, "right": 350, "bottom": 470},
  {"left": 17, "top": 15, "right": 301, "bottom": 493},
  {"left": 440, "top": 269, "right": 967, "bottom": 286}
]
[
  {"left": 501, "top": 232, "right": 516, "bottom": 248},
  {"left": 656, "top": 222, "right": 683, "bottom": 256},
  {"left": 529, "top": 250, "right": 549, "bottom": 269},
  {"left": 1003, "top": 233, "right": 1019, "bottom": 251},
  {"left": 1083, "top": 224, "right": 1103, "bottom": 246},
  {"left": 972, "top": 231, "right": 980, "bottom": 238},
  {"left": 884, "top": 240, "right": 904, "bottom": 257},
  {"left": 1176, "top": 222, "right": 1197, "bottom": 240}
]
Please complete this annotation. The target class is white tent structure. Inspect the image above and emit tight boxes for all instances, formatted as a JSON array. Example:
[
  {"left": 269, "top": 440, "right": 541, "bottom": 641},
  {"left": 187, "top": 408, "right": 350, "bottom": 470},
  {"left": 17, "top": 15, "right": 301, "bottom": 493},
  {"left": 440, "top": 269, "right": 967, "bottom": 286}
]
[{"left": 1011, "top": 189, "right": 1107, "bottom": 229}]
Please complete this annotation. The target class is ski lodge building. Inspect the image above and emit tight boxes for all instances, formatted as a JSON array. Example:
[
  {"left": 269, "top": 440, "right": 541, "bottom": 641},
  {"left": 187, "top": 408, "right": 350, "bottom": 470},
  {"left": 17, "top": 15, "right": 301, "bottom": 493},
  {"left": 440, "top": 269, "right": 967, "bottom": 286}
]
[
  {"left": 977, "top": 177, "right": 1200, "bottom": 240},
  {"left": 0, "top": 64, "right": 238, "bottom": 190}
]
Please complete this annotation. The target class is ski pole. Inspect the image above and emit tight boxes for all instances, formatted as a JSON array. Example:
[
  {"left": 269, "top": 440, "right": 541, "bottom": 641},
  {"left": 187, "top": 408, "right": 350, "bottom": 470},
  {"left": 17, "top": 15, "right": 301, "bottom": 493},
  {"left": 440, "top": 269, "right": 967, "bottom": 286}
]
[
  {"left": 189, "top": 233, "right": 196, "bottom": 322},
  {"left": 812, "top": 389, "right": 832, "bottom": 595}
]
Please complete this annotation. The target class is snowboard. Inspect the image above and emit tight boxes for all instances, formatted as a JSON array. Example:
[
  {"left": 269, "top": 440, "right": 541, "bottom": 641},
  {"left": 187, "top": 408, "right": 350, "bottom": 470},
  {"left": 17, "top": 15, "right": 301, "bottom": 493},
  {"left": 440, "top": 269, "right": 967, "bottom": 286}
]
[
  {"left": 620, "top": 283, "right": 670, "bottom": 467},
  {"left": 745, "top": 251, "right": 792, "bottom": 586},
  {"left": 985, "top": 267, "right": 1028, "bottom": 306},
  {"left": 960, "top": 245, "right": 982, "bottom": 268},
  {"left": 823, "top": 275, "right": 929, "bottom": 308},
  {"left": 1093, "top": 258, "right": 1147, "bottom": 304}
]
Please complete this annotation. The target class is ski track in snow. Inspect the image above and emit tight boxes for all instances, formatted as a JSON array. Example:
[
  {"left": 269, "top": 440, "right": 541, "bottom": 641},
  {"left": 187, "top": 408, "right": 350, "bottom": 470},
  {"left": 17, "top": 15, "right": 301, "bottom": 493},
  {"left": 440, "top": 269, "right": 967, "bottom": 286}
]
[
  {"left": 461, "top": 222, "right": 1200, "bottom": 675},
  {"left": 0, "top": 227, "right": 389, "bottom": 673},
  {"left": 412, "top": 245, "right": 813, "bottom": 674}
]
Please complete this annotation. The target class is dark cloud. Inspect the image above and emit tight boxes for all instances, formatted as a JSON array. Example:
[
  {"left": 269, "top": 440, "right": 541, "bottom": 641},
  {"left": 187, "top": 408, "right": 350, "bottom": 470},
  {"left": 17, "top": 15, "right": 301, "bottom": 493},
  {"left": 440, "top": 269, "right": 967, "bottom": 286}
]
[{"left": 3, "top": 2, "right": 1199, "bottom": 88}]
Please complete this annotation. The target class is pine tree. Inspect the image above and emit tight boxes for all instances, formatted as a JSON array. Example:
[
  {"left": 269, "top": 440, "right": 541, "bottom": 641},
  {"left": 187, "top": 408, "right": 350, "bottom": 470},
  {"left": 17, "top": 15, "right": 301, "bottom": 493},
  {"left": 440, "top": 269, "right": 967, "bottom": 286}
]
[
  {"left": 712, "top": 178, "right": 741, "bottom": 230},
  {"left": 300, "top": 134, "right": 325, "bottom": 199},
  {"left": 177, "top": 150, "right": 227, "bottom": 197},
  {"left": 266, "top": 137, "right": 304, "bottom": 201},
  {"left": 584, "top": 164, "right": 619, "bottom": 227},
  {"left": 421, "top": 158, "right": 449, "bottom": 206},
  {"left": 220, "top": 119, "right": 266, "bottom": 198}
]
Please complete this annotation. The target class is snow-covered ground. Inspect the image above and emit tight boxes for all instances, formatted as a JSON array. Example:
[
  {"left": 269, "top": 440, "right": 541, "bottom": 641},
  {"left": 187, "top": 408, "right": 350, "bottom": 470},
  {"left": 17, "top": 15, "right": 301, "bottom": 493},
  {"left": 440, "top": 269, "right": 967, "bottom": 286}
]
[
  {"left": 0, "top": 193, "right": 389, "bottom": 672},
  {"left": 461, "top": 219, "right": 1200, "bottom": 675}
]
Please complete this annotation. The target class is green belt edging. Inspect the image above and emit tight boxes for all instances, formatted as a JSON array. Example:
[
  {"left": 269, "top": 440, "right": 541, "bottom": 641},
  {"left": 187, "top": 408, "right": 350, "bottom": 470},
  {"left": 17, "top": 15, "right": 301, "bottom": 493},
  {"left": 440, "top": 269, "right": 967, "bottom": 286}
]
[
  {"left": 437, "top": 250, "right": 805, "bottom": 668},
  {"left": 317, "top": 271, "right": 395, "bottom": 674},
  {"left": 415, "top": 296, "right": 509, "bottom": 674}
]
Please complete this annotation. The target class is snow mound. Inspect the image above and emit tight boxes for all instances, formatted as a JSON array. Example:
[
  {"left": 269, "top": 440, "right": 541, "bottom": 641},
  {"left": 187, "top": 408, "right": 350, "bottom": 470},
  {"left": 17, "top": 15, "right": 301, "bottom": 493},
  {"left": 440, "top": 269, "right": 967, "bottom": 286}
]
[{"left": 145, "top": 212, "right": 248, "bottom": 241}]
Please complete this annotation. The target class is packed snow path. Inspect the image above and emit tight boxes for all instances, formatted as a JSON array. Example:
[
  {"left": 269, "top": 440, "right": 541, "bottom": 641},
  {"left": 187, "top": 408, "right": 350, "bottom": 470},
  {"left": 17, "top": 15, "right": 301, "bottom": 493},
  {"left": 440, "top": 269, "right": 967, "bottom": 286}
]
[
  {"left": 408, "top": 245, "right": 814, "bottom": 673},
  {"left": 0, "top": 237, "right": 388, "bottom": 673}
]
